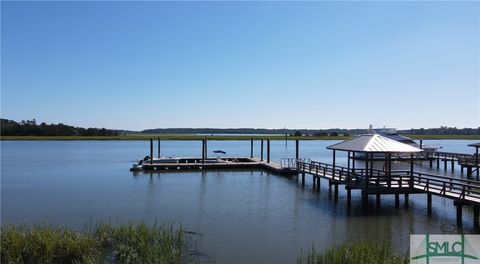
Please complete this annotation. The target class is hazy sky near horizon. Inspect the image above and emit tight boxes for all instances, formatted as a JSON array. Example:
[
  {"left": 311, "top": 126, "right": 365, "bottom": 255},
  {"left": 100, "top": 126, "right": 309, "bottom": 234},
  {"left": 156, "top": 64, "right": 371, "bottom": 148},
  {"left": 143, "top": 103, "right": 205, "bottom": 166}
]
[{"left": 1, "top": 1, "right": 479, "bottom": 130}]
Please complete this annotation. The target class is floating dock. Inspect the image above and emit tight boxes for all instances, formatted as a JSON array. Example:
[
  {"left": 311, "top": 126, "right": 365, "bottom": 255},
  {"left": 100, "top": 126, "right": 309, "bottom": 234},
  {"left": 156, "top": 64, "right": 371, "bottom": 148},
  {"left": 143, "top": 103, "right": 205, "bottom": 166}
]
[{"left": 139, "top": 157, "right": 297, "bottom": 176}]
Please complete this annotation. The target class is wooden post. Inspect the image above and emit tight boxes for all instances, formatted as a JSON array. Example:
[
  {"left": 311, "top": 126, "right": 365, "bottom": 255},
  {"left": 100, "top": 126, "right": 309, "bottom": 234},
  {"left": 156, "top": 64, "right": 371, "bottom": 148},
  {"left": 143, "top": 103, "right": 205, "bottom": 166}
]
[
  {"left": 363, "top": 153, "right": 369, "bottom": 205},
  {"left": 456, "top": 204, "right": 463, "bottom": 227},
  {"left": 347, "top": 151, "right": 351, "bottom": 172},
  {"left": 420, "top": 139, "right": 423, "bottom": 149},
  {"left": 395, "top": 194, "right": 399, "bottom": 208},
  {"left": 474, "top": 205, "right": 479, "bottom": 228},
  {"left": 317, "top": 177, "right": 321, "bottom": 191},
  {"left": 444, "top": 153, "right": 447, "bottom": 170},
  {"left": 150, "top": 138, "right": 153, "bottom": 164},
  {"left": 388, "top": 153, "right": 392, "bottom": 188},
  {"left": 352, "top": 152, "right": 356, "bottom": 174},
  {"left": 376, "top": 194, "right": 380, "bottom": 207},
  {"left": 267, "top": 139, "right": 270, "bottom": 163},
  {"left": 429, "top": 158, "right": 433, "bottom": 168},
  {"left": 404, "top": 193, "right": 409, "bottom": 208},
  {"left": 410, "top": 154, "right": 414, "bottom": 188},
  {"left": 260, "top": 139, "right": 264, "bottom": 161},
  {"left": 427, "top": 193, "right": 432, "bottom": 214},
  {"left": 295, "top": 140, "right": 299, "bottom": 160},
  {"left": 201, "top": 139, "right": 205, "bottom": 164},
  {"left": 476, "top": 147, "right": 479, "bottom": 178},
  {"left": 302, "top": 171, "right": 305, "bottom": 186},
  {"left": 332, "top": 150, "right": 336, "bottom": 180},
  {"left": 451, "top": 159, "right": 454, "bottom": 171},
  {"left": 436, "top": 156, "right": 440, "bottom": 169},
  {"left": 347, "top": 188, "right": 351, "bottom": 207},
  {"left": 204, "top": 137, "right": 208, "bottom": 159},
  {"left": 250, "top": 137, "right": 253, "bottom": 158},
  {"left": 334, "top": 183, "right": 339, "bottom": 200},
  {"left": 157, "top": 136, "right": 160, "bottom": 158}
]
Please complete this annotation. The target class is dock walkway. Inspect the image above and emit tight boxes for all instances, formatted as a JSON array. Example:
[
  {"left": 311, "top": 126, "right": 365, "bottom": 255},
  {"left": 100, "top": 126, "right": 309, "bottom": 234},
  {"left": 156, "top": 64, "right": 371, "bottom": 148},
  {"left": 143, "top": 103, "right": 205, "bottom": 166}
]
[{"left": 290, "top": 159, "right": 480, "bottom": 227}]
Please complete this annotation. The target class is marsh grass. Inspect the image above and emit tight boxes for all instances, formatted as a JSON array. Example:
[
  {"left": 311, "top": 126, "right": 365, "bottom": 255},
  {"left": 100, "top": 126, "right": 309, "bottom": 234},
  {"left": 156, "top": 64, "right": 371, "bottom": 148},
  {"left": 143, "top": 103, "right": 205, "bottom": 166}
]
[
  {"left": 297, "top": 240, "right": 408, "bottom": 264},
  {"left": 1, "top": 222, "right": 190, "bottom": 264}
]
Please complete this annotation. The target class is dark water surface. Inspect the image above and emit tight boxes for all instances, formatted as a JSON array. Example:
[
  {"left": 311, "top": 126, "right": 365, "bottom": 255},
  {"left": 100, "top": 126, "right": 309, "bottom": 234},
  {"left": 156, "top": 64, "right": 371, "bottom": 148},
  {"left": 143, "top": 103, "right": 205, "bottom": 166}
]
[{"left": 1, "top": 140, "right": 479, "bottom": 263}]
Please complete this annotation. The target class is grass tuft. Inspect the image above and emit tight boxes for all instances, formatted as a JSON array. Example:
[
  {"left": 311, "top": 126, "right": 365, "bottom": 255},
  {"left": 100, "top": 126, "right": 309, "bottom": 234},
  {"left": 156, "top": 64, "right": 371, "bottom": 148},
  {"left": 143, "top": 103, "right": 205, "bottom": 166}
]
[
  {"left": 297, "top": 240, "right": 408, "bottom": 264},
  {"left": 1, "top": 222, "right": 189, "bottom": 264}
]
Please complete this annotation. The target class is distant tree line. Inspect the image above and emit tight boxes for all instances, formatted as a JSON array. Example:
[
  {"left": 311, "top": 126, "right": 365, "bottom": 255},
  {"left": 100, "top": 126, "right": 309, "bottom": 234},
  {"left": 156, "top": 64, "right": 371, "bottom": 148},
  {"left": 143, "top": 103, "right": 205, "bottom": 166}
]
[
  {"left": 398, "top": 127, "right": 480, "bottom": 135},
  {"left": 0, "top": 119, "right": 119, "bottom": 136},
  {"left": 143, "top": 127, "right": 479, "bottom": 136},
  {"left": 142, "top": 128, "right": 363, "bottom": 136}
]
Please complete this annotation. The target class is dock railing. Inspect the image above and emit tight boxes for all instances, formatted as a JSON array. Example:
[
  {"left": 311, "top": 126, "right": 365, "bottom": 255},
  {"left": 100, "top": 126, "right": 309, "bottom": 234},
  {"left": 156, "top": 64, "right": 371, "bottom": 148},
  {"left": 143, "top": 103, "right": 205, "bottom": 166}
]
[{"left": 295, "top": 159, "right": 480, "bottom": 205}]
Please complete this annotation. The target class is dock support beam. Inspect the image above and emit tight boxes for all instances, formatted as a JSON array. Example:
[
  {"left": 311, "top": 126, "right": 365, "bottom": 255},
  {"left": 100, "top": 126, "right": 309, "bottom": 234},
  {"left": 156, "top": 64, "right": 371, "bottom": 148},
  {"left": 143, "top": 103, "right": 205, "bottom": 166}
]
[
  {"left": 250, "top": 137, "right": 253, "bottom": 158},
  {"left": 444, "top": 154, "right": 447, "bottom": 170},
  {"left": 260, "top": 139, "right": 264, "bottom": 161},
  {"left": 346, "top": 188, "right": 351, "bottom": 207},
  {"left": 316, "top": 177, "right": 320, "bottom": 191},
  {"left": 295, "top": 140, "right": 299, "bottom": 160},
  {"left": 436, "top": 157, "right": 440, "bottom": 169},
  {"left": 429, "top": 158, "right": 433, "bottom": 168},
  {"left": 157, "top": 137, "right": 161, "bottom": 158},
  {"left": 334, "top": 183, "right": 338, "bottom": 200},
  {"left": 267, "top": 139, "right": 270, "bottom": 163},
  {"left": 456, "top": 204, "right": 463, "bottom": 227},
  {"left": 201, "top": 139, "right": 205, "bottom": 164},
  {"left": 301, "top": 171, "right": 305, "bottom": 186},
  {"left": 204, "top": 137, "right": 208, "bottom": 159},
  {"left": 376, "top": 194, "right": 380, "bottom": 207},
  {"left": 395, "top": 194, "right": 399, "bottom": 208},
  {"left": 427, "top": 193, "right": 432, "bottom": 214},
  {"left": 150, "top": 138, "right": 153, "bottom": 165},
  {"left": 404, "top": 193, "right": 409, "bottom": 208}
]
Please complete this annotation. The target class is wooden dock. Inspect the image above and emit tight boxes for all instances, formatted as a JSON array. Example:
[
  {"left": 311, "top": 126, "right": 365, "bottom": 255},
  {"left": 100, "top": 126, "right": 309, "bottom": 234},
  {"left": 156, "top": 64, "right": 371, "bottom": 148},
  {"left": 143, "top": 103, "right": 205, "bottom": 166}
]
[
  {"left": 140, "top": 157, "right": 297, "bottom": 176},
  {"left": 291, "top": 159, "right": 480, "bottom": 228}
]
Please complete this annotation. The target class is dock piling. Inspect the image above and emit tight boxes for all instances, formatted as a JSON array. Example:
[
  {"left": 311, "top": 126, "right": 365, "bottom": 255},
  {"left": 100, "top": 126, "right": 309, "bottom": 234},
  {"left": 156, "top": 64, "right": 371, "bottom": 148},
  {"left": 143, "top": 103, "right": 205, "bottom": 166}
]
[
  {"left": 157, "top": 137, "right": 160, "bottom": 158},
  {"left": 404, "top": 193, "right": 409, "bottom": 208},
  {"left": 204, "top": 137, "right": 208, "bottom": 159},
  {"left": 427, "top": 193, "right": 432, "bottom": 214},
  {"left": 295, "top": 140, "right": 299, "bottom": 160},
  {"left": 346, "top": 188, "right": 351, "bottom": 206},
  {"left": 456, "top": 204, "right": 463, "bottom": 226},
  {"left": 261, "top": 139, "right": 264, "bottom": 161},
  {"left": 150, "top": 138, "right": 153, "bottom": 165},
  {"left": 201, "top": 139, "right": 205, "bottom": 164},
  {"left": 395, "top": 194, "right": 400, "bottom": 208},
  {"left": 267, "top": 139, "right": 270, "bottom": 163},
  {"left": 250, "top": 137, "right": 253, "bottom": 158}
]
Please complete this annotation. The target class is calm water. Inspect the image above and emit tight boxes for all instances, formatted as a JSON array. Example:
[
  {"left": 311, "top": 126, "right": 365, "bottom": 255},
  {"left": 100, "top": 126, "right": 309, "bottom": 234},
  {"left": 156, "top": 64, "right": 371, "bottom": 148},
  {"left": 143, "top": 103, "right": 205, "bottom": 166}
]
[{"left": 1, "top": 139, "right": 479, "bottom": 263}]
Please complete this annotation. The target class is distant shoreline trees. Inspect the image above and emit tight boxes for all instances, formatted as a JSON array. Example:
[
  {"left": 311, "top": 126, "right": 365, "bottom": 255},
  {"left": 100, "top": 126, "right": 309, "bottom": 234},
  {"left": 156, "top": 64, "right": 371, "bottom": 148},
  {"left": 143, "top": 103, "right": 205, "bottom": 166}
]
[
  {"left": 1, "top": 118, "right": 478, "bottom": 136},
  {"left": 0, "top": 119, "right": 119, "bottom": 136}
]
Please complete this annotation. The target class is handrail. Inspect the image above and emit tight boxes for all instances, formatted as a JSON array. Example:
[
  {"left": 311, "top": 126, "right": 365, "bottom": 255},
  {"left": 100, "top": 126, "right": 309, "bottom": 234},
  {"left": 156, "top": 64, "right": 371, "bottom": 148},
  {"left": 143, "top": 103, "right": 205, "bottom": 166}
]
[{"left": 295, "top": 160, "right": 480, "bottom": 202}]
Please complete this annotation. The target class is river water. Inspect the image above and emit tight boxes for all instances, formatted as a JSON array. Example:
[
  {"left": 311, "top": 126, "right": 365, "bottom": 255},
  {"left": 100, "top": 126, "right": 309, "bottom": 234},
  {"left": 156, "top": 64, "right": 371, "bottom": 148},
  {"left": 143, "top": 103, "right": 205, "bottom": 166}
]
[{"left": 1, "top": 139, "right": 478, "bottom": 263}]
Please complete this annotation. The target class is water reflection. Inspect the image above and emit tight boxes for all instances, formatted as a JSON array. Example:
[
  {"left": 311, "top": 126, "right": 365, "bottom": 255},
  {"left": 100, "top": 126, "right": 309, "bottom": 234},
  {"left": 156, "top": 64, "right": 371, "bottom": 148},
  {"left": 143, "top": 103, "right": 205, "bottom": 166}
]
[{"left": 1, "top": 140, "right": 479, "bottom": 263}]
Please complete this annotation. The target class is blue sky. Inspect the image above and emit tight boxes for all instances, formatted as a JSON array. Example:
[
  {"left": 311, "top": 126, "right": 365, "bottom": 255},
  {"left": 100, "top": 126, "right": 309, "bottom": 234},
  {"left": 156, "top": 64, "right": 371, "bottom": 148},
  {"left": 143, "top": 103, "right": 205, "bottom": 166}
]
[{"left": 1, "top": 1, "right": 479, "bottom": 130}]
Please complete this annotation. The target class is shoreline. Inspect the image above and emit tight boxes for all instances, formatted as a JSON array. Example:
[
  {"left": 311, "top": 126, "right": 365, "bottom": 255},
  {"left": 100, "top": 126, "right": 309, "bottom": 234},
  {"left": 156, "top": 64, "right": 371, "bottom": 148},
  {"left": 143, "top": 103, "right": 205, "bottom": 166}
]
[{"left": 0, "top": 135, "right": 479, "bottom": 141}]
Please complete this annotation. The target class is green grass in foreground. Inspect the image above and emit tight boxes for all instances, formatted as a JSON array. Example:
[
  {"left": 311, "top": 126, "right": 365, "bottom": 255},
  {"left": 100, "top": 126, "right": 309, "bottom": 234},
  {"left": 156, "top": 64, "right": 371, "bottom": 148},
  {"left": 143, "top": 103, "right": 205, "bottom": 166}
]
[
  {"left": 297, "top": 240, "right": 408, "bottom": 264},
  {"left": 1, "top": 222, "right": 187, "bottom": 264},
  {"left": 1, "top": 134, "right": 478, "bottom": 141}
]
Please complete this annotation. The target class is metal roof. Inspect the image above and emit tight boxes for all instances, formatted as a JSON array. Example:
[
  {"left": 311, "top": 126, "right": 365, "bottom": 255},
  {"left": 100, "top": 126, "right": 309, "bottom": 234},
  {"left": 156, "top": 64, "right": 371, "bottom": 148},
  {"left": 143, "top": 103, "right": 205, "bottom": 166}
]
[
  {"left": 468, "top": 142, "right": 480, "bottom": 147},
  {"left": 327, "top": 134, "right": 423, "bottom": 153}
]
